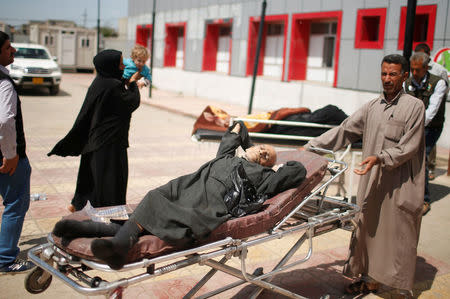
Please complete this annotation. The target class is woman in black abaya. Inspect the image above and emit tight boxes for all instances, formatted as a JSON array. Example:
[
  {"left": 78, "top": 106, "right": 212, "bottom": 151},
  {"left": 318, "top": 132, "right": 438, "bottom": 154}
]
[{"left": 48, "top": 49, "right": 140, "bottom": 212}]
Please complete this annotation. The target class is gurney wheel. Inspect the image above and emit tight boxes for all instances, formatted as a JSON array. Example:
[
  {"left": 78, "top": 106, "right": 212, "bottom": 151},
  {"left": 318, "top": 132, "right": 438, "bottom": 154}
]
[{"left": 24, "top": 267, "right": 52, "bottom": 294}]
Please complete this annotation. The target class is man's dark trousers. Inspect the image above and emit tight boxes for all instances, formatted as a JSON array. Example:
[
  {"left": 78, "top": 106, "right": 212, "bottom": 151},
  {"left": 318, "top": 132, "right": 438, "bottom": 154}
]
[{"left": 424, "top": 127, "right": 442, "bottom": 204}]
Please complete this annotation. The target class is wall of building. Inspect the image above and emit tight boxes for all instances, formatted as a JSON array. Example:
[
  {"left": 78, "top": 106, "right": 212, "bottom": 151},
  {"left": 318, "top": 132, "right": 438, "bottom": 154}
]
[
  {"left": 338, "top": 0, "right": 450, "bottom": 91},
  {"left": 103, "top": 37, "right": 135, "bottom": 59},
  {"left": 128, "top": 0, "right": 450, "bottom": 149},
  {"left": 128, "top": 0, "right": 449, "bottom": 88}
]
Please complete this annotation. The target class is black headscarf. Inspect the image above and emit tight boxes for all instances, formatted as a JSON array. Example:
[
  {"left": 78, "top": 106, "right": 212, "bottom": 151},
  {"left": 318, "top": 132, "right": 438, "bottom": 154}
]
[
  {"left": 93, "top": 49, "right": 124, "bottom": 80},
  {"left": 48, "top": 49, "right": 140, "bottom": 157}
]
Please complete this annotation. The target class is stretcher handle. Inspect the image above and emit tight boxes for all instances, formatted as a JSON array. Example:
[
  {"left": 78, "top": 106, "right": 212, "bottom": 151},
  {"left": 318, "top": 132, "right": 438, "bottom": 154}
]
[
  {"left": 231, "top": 117, "right": 336, "bottom": 129},
  {"left": 306, "top": 146, "right": 334, "bottom": 155}
]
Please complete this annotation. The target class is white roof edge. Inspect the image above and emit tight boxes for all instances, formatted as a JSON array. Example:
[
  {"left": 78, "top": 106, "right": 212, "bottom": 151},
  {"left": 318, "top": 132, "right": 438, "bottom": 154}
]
[{"left": 12, "top": 43, "right": 48, "bottom": 49}]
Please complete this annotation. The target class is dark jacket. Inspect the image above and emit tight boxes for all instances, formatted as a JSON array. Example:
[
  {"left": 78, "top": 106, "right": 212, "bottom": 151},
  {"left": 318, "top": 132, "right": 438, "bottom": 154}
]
[
  {"left": 0, "top": 71, "right": 26, "bottom": 159},
  {"left": 405, "top": 72, "right": 446, "bottom": 128}
]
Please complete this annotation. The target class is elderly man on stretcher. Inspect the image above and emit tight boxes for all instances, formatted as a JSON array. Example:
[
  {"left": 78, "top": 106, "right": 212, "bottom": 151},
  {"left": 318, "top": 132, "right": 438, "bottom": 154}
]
[{"left": 53, "top": 121, "right": 306, "bottom": 270}]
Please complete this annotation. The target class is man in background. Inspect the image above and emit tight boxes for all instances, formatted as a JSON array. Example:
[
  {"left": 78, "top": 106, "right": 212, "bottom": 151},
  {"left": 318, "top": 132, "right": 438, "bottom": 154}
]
[
  {"left": 414, "top": 43, "right": 449, "bottom": 181},
  {"left": 405, "top": 51, "right": 447, "bottom": 215},
  {"left": 0, "top": 31, "right": 35, "bottom": 273}
]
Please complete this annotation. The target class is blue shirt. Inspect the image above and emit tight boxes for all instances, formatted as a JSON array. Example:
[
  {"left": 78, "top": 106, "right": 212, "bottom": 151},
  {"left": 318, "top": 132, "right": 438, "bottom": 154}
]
[{"left": 123, "top": 58, "right": 151, "bottom": 81}]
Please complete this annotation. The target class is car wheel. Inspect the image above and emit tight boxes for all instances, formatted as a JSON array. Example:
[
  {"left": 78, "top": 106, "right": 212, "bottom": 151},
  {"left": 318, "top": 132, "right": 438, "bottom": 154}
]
[{"left": 49, "top": 85, "right": 59, "bottom": 95}]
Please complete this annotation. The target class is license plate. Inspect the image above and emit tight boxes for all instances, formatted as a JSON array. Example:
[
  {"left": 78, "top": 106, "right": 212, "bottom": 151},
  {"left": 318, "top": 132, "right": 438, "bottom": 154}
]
[{"left": 32, "top": 77, "right": 44, "bottom": 84}]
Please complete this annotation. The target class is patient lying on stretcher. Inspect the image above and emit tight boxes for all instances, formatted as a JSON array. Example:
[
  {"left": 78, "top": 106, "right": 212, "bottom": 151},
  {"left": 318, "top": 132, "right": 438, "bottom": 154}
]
[{"left": 53, "top": 122, "right": 306, "bottom": 269}]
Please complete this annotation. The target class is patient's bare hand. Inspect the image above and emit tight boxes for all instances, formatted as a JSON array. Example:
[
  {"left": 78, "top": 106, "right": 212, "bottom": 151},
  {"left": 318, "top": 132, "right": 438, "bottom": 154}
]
[{"left": 231, "top": 123, "right": 241, "bottom": 133}]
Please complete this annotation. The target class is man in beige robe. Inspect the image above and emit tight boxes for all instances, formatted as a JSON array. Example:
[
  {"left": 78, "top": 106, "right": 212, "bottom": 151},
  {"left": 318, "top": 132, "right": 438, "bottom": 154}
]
[{"left": 305, "top": 54, "right": 425, "bottom": 298}]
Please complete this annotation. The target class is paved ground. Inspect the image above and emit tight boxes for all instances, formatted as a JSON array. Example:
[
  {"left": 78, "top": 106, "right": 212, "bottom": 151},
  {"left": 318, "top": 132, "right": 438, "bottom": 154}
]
[{"left": 0, "top": 73, "right": 449, "bottom": 298}]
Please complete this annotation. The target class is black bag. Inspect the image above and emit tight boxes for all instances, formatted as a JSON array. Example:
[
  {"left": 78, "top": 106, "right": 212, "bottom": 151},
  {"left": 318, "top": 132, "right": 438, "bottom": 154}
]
[{"left": 223, "top": 162, "right": 267, "bottom": 217}]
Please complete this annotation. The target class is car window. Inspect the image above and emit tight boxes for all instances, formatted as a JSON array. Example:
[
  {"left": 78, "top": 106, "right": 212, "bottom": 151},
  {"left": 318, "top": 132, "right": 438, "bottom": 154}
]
[{"left": 15, "top": 47, "right": 50, "bottom": 59}]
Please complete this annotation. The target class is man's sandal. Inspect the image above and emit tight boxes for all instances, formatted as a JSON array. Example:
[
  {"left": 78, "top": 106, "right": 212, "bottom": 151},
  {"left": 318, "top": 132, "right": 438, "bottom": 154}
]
[{"left": 345, "top": 280, "right": 379, "bottom": 295}]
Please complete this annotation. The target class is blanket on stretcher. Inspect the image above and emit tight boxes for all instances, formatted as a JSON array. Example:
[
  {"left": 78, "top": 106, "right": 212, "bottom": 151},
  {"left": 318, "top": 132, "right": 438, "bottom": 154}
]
[{"left": 192, "top": 105, "right": 348, "bottom": 137}]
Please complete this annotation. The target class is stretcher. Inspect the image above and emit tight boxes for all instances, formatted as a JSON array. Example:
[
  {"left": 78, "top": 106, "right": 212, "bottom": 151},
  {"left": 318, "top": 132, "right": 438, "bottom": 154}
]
[{"left": 26, "top": 148, "right": 359, "bottom": 299}]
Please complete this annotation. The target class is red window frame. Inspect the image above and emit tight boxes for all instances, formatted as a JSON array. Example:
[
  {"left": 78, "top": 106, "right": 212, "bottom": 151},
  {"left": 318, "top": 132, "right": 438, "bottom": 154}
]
[
  {"left": 398, "top": 4, "right": 437, "bottom": 50},
  {"left": 354, "top": 8, "right": 386, "bottom": 49},
  {"left": 246, "top": 14, "right": 288, "bottom": 80},
  {"left": 288, "top": 11, "right": 342, "bottom": 87},
  {"left": 164, "top": 22, "right": 186, "bottom": 68},
  {"left": 202, "top": 19, "right": 233, "bottom": 74},
  {"left": 136, "top": 24, "right": 152, "bottom": 47}
]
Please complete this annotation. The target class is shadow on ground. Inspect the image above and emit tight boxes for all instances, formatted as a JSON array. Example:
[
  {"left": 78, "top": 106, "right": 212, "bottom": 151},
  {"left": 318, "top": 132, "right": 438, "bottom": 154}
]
[
  {"left": 429, "top": 182, "right": 450, "bottom": 204},
  {"left": 230, "top": 256, "right": 437, "bottom": 299},
  {"left": 17, "top": 235, "right": 47, "bottom": 260},
  {"left": 18, "top": 87, "right": 71, "bottom": 97}
]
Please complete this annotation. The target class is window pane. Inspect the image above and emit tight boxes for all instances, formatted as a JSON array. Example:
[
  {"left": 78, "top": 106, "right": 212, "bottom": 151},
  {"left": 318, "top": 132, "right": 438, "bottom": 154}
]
[
  {"left": 15, "top": 48, "right": 50, "bottom": 59},
  {"left": 311, "top": 23, "right": 329, "bottom": 34},
  {"left": 414, "top": 14, "right": 429, "bottom": 42},
  {"left": 219, "top": 26, "right": 231, "bottom": 36},
  {"left": 323, "top": 37, "right": 335, "bottom": 68},
  {"left": 267, "top": 23, "right": 283, "bottom": 36},
  {"left": 331, "top": 22, "right": 337, "bottom": 34},
  {"left": 361, "top": 16, "right": 380, "bottom": 41}
]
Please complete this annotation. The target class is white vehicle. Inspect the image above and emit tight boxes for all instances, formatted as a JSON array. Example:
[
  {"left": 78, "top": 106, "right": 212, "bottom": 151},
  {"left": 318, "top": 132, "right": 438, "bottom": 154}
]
[{"left": 7, "top": 43, "right": 62, "bottom": 95}]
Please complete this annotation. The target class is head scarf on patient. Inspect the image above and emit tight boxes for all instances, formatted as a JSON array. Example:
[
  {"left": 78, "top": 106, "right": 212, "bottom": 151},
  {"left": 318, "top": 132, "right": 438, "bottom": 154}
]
[{"left": 93, "top": 49, "right": 123, "bottom": 80}]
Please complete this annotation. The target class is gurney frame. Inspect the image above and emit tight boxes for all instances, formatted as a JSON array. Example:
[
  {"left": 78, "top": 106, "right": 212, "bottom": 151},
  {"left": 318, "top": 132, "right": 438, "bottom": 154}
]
[{"left": 27, "top": 148, "right": 359, "bottom": 299}]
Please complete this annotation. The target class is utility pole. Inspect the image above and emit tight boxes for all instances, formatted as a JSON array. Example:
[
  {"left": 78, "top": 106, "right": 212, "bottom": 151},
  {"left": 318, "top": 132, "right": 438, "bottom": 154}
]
[
  {"left": 97, "top": 0, "right": 101, "bottom": 53},
  {"left": 248, "top": 0, "right": 267, "bottom": 115},
  {"left": 403, "top": 0, "right": 417, "bottom": 63},
  {"left": 149, "top": 0, "right": 156, "bottom": 98},
  {"left": 82, "top": 8, "right": 87, "bottom": 28}
]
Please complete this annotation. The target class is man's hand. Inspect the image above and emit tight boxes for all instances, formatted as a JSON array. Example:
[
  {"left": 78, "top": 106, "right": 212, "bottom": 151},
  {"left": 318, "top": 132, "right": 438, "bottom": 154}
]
[
  {"left": 231, "top": 122, "right": 241, "bottom": 134},
  {"left": 354, "top": 155, "right": 379, "bottom": 175},
  {"left": 0, "top": 155, "right": 19, "bottom": 176}
]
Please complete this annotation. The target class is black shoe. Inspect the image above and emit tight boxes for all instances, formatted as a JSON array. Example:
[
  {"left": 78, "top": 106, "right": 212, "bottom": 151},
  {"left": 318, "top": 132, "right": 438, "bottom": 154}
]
[
  {"left": 91, "top": 219, "right": 141, "bottom": 270},
  {"left": 0, "top": 259, "right": 35, "bottom": 274},
  {"left": 91, "top": 238, "right": 127, "bottom": 270}
]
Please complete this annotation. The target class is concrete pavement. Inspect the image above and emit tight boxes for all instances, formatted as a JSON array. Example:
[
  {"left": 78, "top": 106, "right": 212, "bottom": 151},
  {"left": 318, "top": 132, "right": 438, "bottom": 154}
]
[{"left": 0, "top": 73, "right": 449, "bottom": 298}]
